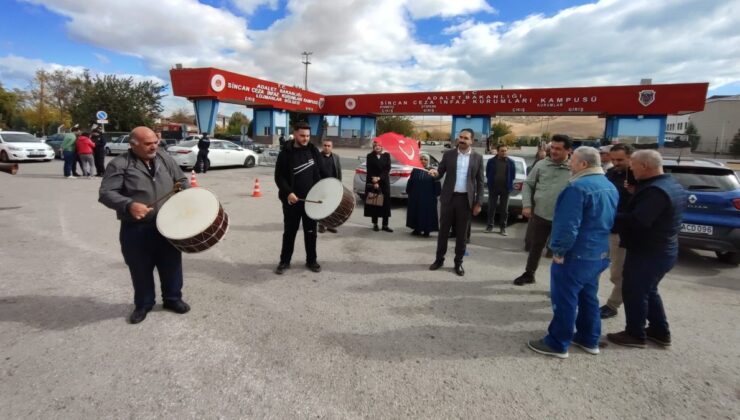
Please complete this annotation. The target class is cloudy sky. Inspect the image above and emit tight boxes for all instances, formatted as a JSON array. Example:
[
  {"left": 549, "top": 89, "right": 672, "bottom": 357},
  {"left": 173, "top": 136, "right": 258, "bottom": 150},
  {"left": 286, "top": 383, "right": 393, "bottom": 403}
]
[{"left": 1, "top": 0, "right": 739, "bottom": 116}]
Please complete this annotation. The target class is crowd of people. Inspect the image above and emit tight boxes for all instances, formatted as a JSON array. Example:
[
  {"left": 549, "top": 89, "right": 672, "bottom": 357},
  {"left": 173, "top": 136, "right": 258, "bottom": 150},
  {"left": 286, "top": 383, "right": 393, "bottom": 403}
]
[
  {"left": 91, "top": 122, "right": 686, "bottom": 360},
  {"left": 60, "top": 124, "right": 107, "bottom": 178}
]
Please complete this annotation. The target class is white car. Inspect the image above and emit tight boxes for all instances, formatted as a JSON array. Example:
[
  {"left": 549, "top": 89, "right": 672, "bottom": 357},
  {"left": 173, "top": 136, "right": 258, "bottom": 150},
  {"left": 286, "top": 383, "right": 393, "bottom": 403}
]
[
  {"left": 105, "top": 135, "right": 131, "bottom": 155},
  {"left": 0, "top": 131, "right": 55, "bottom": 162},
  {"left": 167, "top": 139, "right": 259, "bottom": 169}
]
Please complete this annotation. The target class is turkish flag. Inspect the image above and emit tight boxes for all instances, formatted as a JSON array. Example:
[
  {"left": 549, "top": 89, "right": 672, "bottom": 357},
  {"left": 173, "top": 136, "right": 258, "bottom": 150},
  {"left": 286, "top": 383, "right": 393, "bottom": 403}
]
[{"left": 372, "top": 132, "right": 423, "bottom": 168}]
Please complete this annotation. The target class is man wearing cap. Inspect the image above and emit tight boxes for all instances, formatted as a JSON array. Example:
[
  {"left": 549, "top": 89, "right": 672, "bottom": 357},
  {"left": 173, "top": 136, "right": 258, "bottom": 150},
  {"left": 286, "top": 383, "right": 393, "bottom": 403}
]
[{"left": 600, "top": 145, "right": 614, "bottom": 171}]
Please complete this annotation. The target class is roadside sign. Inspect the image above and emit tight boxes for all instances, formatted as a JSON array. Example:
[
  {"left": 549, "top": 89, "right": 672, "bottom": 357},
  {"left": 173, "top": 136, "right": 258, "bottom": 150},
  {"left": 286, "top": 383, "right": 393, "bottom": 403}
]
[
  {"left": 240, "top": 124, "right": 248, "bottom": 135},
  {"left": 96, "top": 110, "right": 108, "bottom": 120},
  {"left": 96, "top": 119, "right": 109, "bottom": 124}
]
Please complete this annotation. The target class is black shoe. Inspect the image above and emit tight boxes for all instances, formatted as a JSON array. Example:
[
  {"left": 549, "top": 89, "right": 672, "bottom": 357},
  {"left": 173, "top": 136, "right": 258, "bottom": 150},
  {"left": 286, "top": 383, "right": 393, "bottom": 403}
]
[
  {"left": 646, "top": 327, "right": 672, "bottom": 347},
  {"left": 128, "top": 306, "right": 152, "bottom": 324},
  {"left": 306, "top": 262, "right": 322, "bottom": 273},
  {"left": 600, "top": 305, "right": 618, "bottom": 319},
  {"left": 429, "top": 259, "right": 444, "bottom": 270},
  {"left": 326, "top": 227, "right": 337, "bottom": 233},
  {"left": 275, "top": 262, "right": 290, "bottom": 275},
  {"left": 422, "top": 232, "right": 430, "bottom": 237},
  {"left": 527, "top": 339, "right": 568, "bottom": 359},
  {"left": 382, "top": 226, "right": 394, "bottom": 233},
  {"left": 318, "top": 224, "right": 326, "bottom": 233},
  {"left": 607, "top": 331, "right": 647, "bottom": 348},
  {"left": 411, "top": 230, "right": 421, "bottom": 236},
  {"left": 484, "top": 226, "right": 493, "bottom": 233},
  {"left": 513, "top": 272, "right": 535, "bottom": 286},
  {"left": 373, "top": 224, "right": 380, "bottom": 231},
  {"left": 163, "top": 299, "right": 190, "bottom": 314},
  {"left": 454, "top": 263, "right": 465, "bottom": 276},
  {"left": 499, "top": 227, "right": 508, "bottom": 236}
]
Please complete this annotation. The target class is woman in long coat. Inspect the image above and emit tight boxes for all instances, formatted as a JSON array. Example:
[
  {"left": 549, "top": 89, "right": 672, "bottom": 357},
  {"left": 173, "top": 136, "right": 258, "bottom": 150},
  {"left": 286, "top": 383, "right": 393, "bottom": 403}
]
[
  {"left": 364, "top": 140, "right": 393, "bottom": 232},
  {"left": 405, "top": 154, "right": 440, "bottom": 237}
]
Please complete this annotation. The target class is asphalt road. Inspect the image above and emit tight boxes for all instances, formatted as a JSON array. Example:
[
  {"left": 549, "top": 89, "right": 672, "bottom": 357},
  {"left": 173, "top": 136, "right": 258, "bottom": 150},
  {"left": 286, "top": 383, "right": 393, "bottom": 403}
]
[{"left": 1, "top": 158, "right": 738, "bottom": 418}]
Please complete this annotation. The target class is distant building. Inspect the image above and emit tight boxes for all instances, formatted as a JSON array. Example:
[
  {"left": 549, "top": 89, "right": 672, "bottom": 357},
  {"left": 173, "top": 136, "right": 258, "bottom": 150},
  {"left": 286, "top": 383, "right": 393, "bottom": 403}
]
[
  {"left": 688, "top": 95, "right": 740, "bottom": 154},
  {"left": 665, "top": 114, "right": 691, "bottom": 139}
]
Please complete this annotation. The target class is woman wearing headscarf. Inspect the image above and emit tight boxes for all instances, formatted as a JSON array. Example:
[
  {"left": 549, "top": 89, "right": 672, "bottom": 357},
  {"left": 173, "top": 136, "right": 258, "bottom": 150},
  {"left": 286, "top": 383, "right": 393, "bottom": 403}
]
[
  {"left": 364, "top": 140, "right": 393, "bottom": 232},
  {"left": 405, "top": 154, "right": 440, "bottom": 237}
]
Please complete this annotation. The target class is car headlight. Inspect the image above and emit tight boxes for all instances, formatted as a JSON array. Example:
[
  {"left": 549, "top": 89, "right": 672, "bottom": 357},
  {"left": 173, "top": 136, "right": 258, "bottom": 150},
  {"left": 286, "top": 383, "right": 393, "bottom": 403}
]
[
  {"left": 8, "top": 145, "right": 22, "bottom": 151},
  {"left": 45, "top": 145, "right": 53, "bottom": 151}
]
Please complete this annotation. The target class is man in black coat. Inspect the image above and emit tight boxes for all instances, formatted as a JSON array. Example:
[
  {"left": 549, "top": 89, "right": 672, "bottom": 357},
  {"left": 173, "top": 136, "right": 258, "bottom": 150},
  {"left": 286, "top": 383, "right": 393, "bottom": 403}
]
[
  {"left": 91, "top": 126, "right": 106, "bottom": 177},
  {"left": 318, "top": 139, "right": 342, "bottom": 233},
  {"left": 428, "top": 128, "right": 485, "bottom": 276},
  {"left": 195, "top": 133, "right": 210, "bottom": 173},
  {"left": 274, "top": 123, "right": 327, "bottom": 275}
]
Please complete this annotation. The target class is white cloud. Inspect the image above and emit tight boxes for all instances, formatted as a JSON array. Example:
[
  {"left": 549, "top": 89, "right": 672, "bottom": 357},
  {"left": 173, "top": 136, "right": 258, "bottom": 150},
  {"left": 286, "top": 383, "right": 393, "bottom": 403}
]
[
  {"left": 0, "top": 55, "right": 87, "bottom": 88},
  {"left": 231, "top": 0, "right": 279, "bottom": 15},
  {"left": 404, "top": 0, "right": 495, "bottom": 19},
  {"left": 93, "top": 53, "right": 110, "bottom": 64}
]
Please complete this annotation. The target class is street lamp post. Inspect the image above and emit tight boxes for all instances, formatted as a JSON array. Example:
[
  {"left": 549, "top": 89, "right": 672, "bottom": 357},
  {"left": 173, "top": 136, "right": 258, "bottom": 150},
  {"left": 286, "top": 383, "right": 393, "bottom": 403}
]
[{"left": 301, "top": 51, "right": 312, "bottom": 91}]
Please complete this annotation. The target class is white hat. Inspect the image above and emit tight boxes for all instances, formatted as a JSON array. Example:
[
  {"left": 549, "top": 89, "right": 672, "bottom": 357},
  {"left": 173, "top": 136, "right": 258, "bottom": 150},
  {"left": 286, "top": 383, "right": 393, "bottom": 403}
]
[{"left": 599, "top": 145, "right": 612, "bottom": 153}]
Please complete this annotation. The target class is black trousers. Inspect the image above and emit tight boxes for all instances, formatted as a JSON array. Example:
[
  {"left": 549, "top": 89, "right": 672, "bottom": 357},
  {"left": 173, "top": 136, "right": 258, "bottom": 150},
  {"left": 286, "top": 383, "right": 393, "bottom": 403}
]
[
  {"left": 280, "top": 201, "right": 317, "bottom": 264},
  {"left": 525, "top": 214, "right": 553, "bottom": 274},
  {"left": 94, "top": 151, "right": 106, "bottom": 176},
  {"left": 436, "top": 193, "right": 471, "bottom": 264},
  {"left": 195, "top": 151, "right": 210, "bottom": 173}
]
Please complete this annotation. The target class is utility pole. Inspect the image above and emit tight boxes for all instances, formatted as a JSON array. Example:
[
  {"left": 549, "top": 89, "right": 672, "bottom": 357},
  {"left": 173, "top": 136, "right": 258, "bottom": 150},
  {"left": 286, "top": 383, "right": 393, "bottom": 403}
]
[{"left": 301, "top": 51, "right": 312, "bottom": 91}]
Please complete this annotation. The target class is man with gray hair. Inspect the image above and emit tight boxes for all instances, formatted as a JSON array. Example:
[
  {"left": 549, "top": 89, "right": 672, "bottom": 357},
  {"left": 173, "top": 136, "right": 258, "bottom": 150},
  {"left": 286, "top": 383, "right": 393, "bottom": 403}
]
[
  {"left": 608, "top": 149, "right": 685, "bottom": 349},
  {"left": 528, "top": 147, "right": 618, "bottom": 358}
]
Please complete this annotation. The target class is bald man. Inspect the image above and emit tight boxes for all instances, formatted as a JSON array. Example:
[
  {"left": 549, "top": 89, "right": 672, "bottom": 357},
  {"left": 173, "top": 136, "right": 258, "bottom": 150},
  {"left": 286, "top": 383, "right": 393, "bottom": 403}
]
[{"left": 99, "top": 126, "right": 191, "bottom": 324}]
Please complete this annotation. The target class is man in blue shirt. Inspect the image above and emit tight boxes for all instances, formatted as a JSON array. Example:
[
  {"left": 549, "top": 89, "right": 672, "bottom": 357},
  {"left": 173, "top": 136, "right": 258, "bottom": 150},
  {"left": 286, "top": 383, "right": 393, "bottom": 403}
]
[{"left": 528, "top": 147, "right": 618, "bottom": 358}]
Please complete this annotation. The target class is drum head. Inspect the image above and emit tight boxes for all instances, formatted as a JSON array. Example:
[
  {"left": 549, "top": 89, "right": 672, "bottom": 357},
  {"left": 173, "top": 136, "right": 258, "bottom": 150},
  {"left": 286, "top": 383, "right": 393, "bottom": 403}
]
[
  {"left": 305, "top": 178, "right": 344, "bottom": 220},
  {"left": 157, "top": 188, "right": 220, "bottom": 240}
]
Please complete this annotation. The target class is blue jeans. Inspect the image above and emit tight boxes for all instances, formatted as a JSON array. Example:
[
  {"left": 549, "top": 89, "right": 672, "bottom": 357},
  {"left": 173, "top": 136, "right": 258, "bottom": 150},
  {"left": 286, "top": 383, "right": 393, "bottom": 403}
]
[
  {"left": 120, "top": 222, "right": 183, "bottom": 309},
  {"left": 63, "top": 150, "right": 75, "bottom": 177},
  {"left": 544, "top": 258, "right": 609, "bottom": 352},
  {"left": 622, "top": 251, "right": 675, "bottom": 339}
]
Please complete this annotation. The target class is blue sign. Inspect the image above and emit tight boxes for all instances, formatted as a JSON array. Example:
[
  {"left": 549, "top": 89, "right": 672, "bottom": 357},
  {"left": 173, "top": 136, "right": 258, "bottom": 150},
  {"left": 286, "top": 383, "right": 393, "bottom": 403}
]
[{"left": 96, "top": 110, "right": 108, "bottom": 120}]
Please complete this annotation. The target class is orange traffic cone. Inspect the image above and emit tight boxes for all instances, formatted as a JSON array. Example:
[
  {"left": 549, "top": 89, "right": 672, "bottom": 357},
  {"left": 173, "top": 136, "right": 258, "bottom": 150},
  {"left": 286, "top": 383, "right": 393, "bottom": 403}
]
[
  {"left": 252, "top": 178, "right": 262, "bottom": 197},
  {"left": 190, "top": 170, "right": 199, "bottom": 187}
]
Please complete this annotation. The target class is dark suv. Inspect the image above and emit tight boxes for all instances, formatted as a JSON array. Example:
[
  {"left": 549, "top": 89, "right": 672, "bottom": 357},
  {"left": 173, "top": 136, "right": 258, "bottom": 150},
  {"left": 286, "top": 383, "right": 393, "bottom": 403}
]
[{"left": 663, "top": 158, "right": 740, "bottom": 264}]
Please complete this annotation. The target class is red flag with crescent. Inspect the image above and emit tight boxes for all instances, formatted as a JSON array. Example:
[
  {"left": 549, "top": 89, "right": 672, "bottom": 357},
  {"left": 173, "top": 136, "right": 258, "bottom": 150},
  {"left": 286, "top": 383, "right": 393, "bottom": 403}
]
[{"left": 372, "top": 132, "right": 423, "bottom": 168}]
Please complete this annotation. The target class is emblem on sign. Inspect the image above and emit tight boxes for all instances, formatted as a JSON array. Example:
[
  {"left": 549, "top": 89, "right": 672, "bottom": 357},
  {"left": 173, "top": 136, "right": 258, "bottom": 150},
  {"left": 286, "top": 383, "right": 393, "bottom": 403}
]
[
  {"left": 318, "top": 98, "right": 325, "bottom": 109},
  {"left": 210, "top": 74, "right": 226, "bottom": 92},
  {"left": 688, "top": 194, "right": 697, "bottom": 204},
  {"left": 638, "top": 89, "right": 656, "bottom": 107},
  {"left": 345, "top": 98, "right": 356, "bottom": 110}
]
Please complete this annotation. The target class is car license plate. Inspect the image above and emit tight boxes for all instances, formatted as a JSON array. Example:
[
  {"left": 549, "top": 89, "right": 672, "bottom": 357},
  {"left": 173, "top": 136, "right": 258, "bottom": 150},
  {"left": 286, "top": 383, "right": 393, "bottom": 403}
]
[
  {"left": 168, "top": 151, "right": 178, "bottom": 156},
  {"left": 29, "top": 154, "right": 45, "bottom": 157},
  {"left": 680, "top": 223, "right": 713, "bottom": 235}
]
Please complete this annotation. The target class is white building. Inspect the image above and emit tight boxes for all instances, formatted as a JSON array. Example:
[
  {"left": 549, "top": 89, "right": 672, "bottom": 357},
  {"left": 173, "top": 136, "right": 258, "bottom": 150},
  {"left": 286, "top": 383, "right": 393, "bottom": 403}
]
[
  {"left": 665, "top": 114, "right": 691, "bottom": 139},
  {"left": 689, "top": 95, "right": 740, "bottom": 154}
]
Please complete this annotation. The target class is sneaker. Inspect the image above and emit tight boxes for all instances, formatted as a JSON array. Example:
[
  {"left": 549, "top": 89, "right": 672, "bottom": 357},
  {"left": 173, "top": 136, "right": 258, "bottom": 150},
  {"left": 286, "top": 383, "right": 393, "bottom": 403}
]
[
  {"left": 163, "top": 299, "right": 190, "bottom": 314},
  {"left": 306, "top": 262, "right": 322, "bottom": 273},
  {"left": 66, "top": 175, "right": 77, "bottom": 179},
  {"left": 499, "top": 227, "right": 508, "bottom": 236},
  {"left": 600, "top": 305, "right": 618, "bottom": 319},
  {"left": 572, "top": 339, "right": 600, "bottom": 355},
  {"left": 275, "top": 262, "right": 290, "bottom": 275},
  {"left": 607, "top": 331, "right": 647, "bottom": 348},
  {"left": 646, "top": 327, "right": 672, "bottom": 347},
  {"left": 484, "top": 226, "right": 493, "bottom": 233},
  {"left": 513, "top": 271, "right": 535, "bottom": 286},
  {"left": 527, "top": 339, "right": 568, "bottom": 359}
]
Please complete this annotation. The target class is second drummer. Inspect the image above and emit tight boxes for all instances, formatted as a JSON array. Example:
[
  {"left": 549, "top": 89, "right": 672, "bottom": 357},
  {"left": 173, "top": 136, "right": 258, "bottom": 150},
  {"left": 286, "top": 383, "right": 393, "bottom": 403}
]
[
  {"left": 274, "top": 122, "right": 328, "bottom": 275},
  {"left": 99, "top": 126, "right": 191, "bottom": 324}
]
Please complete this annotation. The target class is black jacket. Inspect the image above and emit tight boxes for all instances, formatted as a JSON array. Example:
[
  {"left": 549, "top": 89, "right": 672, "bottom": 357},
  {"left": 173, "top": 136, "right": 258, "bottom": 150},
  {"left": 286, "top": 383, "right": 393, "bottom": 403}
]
[{"left": 274, "top": 141, "right": 325, "bottom": 203}]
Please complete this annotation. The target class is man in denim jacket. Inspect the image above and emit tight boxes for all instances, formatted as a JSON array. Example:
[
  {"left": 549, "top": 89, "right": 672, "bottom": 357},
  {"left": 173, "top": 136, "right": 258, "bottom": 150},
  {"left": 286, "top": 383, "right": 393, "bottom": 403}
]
[{"left": 528, "top": 147, "right": 618, "bottom": 358}]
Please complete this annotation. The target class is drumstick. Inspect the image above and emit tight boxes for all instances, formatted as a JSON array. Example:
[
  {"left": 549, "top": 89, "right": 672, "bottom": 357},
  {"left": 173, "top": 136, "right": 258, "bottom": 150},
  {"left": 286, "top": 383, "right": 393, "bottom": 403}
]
[
  {"left": 147, "top": 182, "right": 183, "bottom": 207},
  {"left": 299, "top": 198, "right": 323, "bottom": 204}
]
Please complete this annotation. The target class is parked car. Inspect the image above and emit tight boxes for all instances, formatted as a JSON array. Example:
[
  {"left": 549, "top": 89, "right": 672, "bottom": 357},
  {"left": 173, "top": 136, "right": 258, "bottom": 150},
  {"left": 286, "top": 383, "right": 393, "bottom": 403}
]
[
  {"left": 105, "top": 135, "right": 131, "bottom": 155},
  {"left": 481, "top": 155, "right": 528, "bottom": 222},
  {"left": 45, "top": 133, "right": 66, "bottom": 159},
  {"left": 167, "top": 139, "right": 260, "bottom": 169},
  {"left": 0, "top": 131, "right": 55, "bottom": 162},
  {"left": 353, "top": 154, "right": 440, "bottom": 199},
  {"left": 663, "top": 158, "right": 740, "bottom": 264}
]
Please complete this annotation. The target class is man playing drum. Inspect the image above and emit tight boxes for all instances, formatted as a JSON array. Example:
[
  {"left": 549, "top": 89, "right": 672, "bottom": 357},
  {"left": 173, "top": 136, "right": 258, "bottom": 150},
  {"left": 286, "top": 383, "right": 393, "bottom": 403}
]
[
  {"left": 274, "top": 122, "right": 328, "bottom": 275},
  {"left": 99, "top": 126, "right": 191, "bottom": 324}
]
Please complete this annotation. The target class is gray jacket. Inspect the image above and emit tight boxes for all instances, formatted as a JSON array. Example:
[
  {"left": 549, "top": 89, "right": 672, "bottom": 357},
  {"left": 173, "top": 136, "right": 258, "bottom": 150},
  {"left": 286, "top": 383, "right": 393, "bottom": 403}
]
[
  {"left": 99, "top": 150, "right": 189, "bottom": 223},
  {"left": 522, "top": 156, "right": 571, "bottom": 221},
  {"left": 435, "top": 148, "right": 485, "bottom": 208}
]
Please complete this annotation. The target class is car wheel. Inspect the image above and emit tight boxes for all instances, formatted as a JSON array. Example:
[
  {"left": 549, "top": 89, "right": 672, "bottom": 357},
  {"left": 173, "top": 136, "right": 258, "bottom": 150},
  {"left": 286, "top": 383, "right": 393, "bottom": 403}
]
[
  {"left": 715, "top": 251, "right": 740, "bottom": 265},
  {"left": 0, "top": 151, "right": 8, "bottom": 162},
  {"left": 105, "top": 147, "right": 111, "bottom": 156},
  {"left": 243, "top": 156, "right": 256, "bottom": 168}
]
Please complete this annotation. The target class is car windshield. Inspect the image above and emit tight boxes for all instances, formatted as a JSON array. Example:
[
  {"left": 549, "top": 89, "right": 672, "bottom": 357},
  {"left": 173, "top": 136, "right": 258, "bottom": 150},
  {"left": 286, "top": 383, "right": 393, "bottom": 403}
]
[
  {"left": 665, "top": 167, "right": 740, "bottom": 192},
  {"left": 1, "top": 133, "right": 42, "bottom": 143},
  {"left": 179, "top": 140, "right": 199, "bottom": 147}
]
